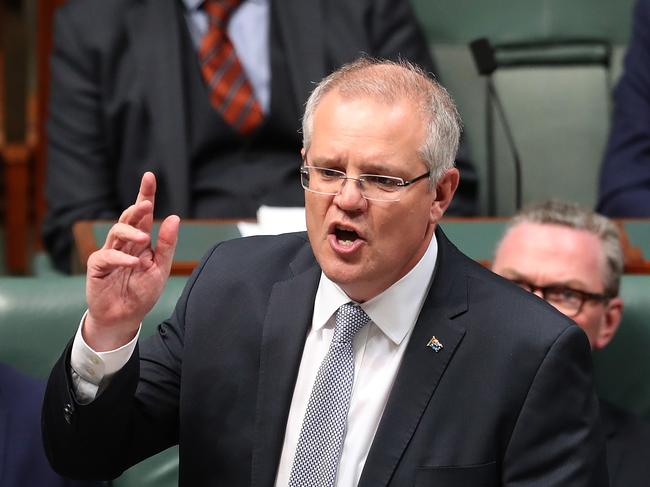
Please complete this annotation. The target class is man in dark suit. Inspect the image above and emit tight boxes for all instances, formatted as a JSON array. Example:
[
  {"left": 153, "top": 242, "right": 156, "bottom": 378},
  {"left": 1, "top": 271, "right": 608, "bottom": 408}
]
[
  {"left": 43, "top": 0, "right": 478, "bottom": 273},
  {"left": 598, "top": 0, "right": 650, "bottom": 216},
  {"left": 43, "top": 59, "right": 605, "bottom": 486},
  {"left": 492, "top": 199, "right": 650, "bottom": 487},
  {"left": 0, "top": 363, "right": 106, "bottom": 486}
]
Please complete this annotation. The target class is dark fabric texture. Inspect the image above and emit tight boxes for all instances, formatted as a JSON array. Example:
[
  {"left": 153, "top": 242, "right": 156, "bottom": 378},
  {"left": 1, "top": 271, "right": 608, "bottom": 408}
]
[
  {"left": 598, "top": 0, "right": 650, "bottom": 216},
  {"left": 43, "top": 0, "right": 478, "bottom": 273},
  {"left": 43, "top": 229, "right": 607, "bottom": 486},
  {"left": 0, "top": 363, "right": 106, "bottom": 487},
  {"left": 600, "top": 399, "right": 650, "bottom": 487}
]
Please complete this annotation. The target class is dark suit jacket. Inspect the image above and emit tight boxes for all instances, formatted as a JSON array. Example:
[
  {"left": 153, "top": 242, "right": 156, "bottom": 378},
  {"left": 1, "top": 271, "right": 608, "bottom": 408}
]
[
  {"left": 601, "top": 399, "right": 650, "bottom": 487},
  {"left": 0, "top": 363, "right": 103, "bottom": 487},
  {"left": 43, "top": 229, "right": 607, "bottom": 486},
  {"left": 597, "top": 0, "right": 650, "bottom": 216},
  {"left": 43, "top": 0, "right": 478, "bottom": 272}
]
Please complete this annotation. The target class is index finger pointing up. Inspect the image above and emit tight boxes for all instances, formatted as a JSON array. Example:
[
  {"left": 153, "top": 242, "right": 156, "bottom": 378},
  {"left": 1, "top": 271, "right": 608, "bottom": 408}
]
[
  {"left": 136, "top": 171, "right": 157, "bottom": 207},
  {"left": 126, "top": 172, "right": 157, "bottom": 232}
]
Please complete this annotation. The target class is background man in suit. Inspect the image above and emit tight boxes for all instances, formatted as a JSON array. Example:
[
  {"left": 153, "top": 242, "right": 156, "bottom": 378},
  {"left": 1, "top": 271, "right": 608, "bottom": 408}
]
[
  {"left": 43, "top": 59, "right": 605, "bottom": 486},
  {"left": 0, "top": 362, "right": 106, "bottom": 486},
  {"left": 43, "top": 0, "right": 478, "bottom": 273},
  {"left": 598, "top": 0, "right": 650, "bottom": 216},
  {"left": 492, "top": 199, "right": 650, "bottom": 487}
]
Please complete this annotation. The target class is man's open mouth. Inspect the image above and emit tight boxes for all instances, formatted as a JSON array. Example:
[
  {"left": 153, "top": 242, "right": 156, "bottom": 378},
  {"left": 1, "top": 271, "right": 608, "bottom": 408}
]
[{"left": 334, "top": 226, "right": 360, "bottom": 246}]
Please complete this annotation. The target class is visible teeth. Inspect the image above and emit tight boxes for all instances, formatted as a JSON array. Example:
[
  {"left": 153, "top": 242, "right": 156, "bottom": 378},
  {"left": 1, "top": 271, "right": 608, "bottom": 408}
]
[{"left": 339, "top": 239, "right": 353, "bottom": 246}]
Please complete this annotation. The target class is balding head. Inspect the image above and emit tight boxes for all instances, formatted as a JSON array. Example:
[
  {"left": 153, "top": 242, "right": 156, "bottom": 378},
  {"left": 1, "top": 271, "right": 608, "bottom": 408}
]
[{"left": 492, "top": 200, "right": 624, "bottom": 350}]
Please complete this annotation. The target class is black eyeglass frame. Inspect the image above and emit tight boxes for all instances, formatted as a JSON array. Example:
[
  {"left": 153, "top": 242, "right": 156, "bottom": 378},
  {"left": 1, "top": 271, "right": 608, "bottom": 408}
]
[{"left": 508, "top": 278, "right": 613, "bottom": 317}]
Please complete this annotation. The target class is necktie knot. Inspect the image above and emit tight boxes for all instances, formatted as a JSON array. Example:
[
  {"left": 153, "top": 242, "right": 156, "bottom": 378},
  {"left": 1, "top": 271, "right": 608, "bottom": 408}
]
[
  {"left": 333, "top": 303, "right": 369, "bottom": 344},
  {"left": 203, "top": 0, "right": 241, "bottom": 25}
]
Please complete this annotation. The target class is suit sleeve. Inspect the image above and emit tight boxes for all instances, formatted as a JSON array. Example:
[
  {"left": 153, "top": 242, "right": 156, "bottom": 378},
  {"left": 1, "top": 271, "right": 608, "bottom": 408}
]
[
  {"left": 598, "top": 0, "right": 650, "bottom": 217},
  {"left": 41, "top": 249, "right": 214, "bottom": 480},
  {"left": 367, "top": 0, "right": 478, "bottom": 215},
  {"left": 42, "top": 321, "right": 185, "bottom": 480},
  {"left": 503, "top": 325, "right": 609, "bottom": 486},
  {"left": 43, "top": 6, "right": 122, "bottom": 273}
]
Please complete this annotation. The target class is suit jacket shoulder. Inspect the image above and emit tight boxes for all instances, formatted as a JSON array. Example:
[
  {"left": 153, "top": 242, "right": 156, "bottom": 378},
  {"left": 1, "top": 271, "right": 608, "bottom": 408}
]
[
  {"left": 54, "top": 0, "right": 139, "bottom": 48},
  {"left": 598, "top": 0, "right": 650, "bottom": 216}
]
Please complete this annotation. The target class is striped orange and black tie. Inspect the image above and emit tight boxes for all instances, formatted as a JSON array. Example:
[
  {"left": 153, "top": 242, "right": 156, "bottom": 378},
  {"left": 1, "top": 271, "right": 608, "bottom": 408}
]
[{"left": 199, "top": 0, "right": 264, "bottom": 135}]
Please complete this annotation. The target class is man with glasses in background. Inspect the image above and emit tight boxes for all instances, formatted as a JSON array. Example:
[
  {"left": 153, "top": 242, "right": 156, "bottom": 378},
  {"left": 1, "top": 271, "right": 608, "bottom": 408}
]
[
  {"left": 492, "top": 200, "right": 650, "bottom": 487},
  {"left": 43, "top": 59, "right": 606, "bottom": 486}
]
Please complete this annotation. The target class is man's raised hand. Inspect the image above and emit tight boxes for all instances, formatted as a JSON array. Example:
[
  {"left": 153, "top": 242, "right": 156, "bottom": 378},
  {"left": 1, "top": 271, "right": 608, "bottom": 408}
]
[{"left": 84, "top": 172, "right": 180, "bottom": 351}]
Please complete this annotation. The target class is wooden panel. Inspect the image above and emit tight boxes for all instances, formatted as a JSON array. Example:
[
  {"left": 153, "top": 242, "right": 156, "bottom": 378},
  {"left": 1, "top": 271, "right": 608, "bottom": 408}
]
[
  {"left": 1, "top": 144, "right": 31, "bottom": 274},
  {"left": 72, "top": 217, "right": 650, "bottom": 276},
  {"left": 73, "top": 219, "right": 245, "bottom": 275},
  {"left": 1, "top": 0, "right": 32, "bottom": 274},
  {"left": 33, "top": 0, "right": 68, "bottom": 250}
]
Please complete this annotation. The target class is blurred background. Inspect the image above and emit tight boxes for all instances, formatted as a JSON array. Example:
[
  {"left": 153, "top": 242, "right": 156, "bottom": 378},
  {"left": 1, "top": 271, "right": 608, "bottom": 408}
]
[{"left": 0, "top": 0, "right": 639, "bottom": 274}]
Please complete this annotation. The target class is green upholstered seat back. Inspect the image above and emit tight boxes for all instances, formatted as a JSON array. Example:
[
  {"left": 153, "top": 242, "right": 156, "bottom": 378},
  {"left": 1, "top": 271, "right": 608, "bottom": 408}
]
[
  {"left": 594, "top": 275, "right": 650, "bottom": 420},
  {"left": 411, "top": 0, "right": 635, "bottom": 214},
  {"left": 411, "top": 0, "right": 634, "bottom": 45},
  {"left": 0, "top": 276, "right": 186, "bottom": 486},
  {"left": 2, "top": 271, "right": 649, "bottom": 485},
  {"left": 0, "top": 277, "right": 187, "bottom": 377}
]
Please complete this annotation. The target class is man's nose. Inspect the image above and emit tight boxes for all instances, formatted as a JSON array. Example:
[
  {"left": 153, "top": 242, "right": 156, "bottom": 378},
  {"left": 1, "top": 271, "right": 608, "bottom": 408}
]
[{"left": 334, "top": 178, "right": 367, "bottom": 210}]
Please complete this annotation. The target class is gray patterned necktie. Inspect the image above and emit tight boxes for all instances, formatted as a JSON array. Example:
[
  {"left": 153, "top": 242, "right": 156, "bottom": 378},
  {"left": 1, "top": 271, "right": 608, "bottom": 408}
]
[{"left": 288, "top": 302, "right": 370, "bottom": 487}]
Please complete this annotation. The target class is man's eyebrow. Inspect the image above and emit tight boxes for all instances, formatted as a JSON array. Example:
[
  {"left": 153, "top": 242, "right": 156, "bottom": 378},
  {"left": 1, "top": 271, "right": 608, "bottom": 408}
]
[
  {"left": 306, "top": 156, "right": 340, "bottom": 166},
  {"left": 305, "top": 155, "right": 408, "bottom": 176},
  {"left": 501, "top": 270, "right": 593, "bottom": 291},
  {"left": 359, "top": 162, "right": 394, "bottom": 174},
  {"left": 546, "top": 279, "right": 593, "bottom": 292}
]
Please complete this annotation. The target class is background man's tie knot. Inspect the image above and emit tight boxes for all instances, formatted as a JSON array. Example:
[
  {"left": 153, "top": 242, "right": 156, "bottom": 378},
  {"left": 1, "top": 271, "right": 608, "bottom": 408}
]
[{"left": 203, "top": 0, "right": 241, "bottom": 27}]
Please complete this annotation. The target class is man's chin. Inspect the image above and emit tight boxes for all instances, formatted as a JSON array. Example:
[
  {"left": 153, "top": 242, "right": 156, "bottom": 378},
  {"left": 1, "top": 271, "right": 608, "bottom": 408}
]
[{"left": 321, "top": 257, "right": 365, "bottom": 282}]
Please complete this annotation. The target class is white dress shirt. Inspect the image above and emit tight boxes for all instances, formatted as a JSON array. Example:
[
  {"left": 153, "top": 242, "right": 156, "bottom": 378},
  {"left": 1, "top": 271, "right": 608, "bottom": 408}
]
[
  {"left": 70, "top": 233, "right": 438, "bottom": 485},
  {"left": 274, "top": 235, "right": 438, "bottom": 486}
]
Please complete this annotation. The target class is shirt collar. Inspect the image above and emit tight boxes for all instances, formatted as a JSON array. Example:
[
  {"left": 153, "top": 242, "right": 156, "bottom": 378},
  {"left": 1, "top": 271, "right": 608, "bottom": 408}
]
[
  {"left": 182, "top": 0, "right": 263, "bottom": 10},
  {"left": 312, "top": 232, "right": 439, "bottom": 345},
  {"left": 182, "top": 0, "right": 203, "bottom": 10}
]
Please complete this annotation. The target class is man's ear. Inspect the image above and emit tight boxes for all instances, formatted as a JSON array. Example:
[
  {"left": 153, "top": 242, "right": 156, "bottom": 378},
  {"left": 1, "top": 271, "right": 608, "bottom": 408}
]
[
  {"left": 593, "top": 296, "right": 623, "bottom": 350},
  {"left": 430, "top": 168, "right": 460, "bottom": 222},
  {"left": 300, "top": 147, "right": 306, "bottom": 159}
]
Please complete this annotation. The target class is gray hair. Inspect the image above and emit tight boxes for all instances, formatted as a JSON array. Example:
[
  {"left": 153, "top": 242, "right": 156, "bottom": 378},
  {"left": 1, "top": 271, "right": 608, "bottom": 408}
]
[
  {"left": 506, "top": 200, "right": 624, "bottom": 297},
  {"left": 301, "top": 57, "right": 462, "bottom": 188}
]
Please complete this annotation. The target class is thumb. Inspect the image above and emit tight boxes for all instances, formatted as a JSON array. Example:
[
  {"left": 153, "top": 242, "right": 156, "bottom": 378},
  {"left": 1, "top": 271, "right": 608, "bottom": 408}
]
[{"left": 155, "top": 215, "right": 180, "bottom": 273}]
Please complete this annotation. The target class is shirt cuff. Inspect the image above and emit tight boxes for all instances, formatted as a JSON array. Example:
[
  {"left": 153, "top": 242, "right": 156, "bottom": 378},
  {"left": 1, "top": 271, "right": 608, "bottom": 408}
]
[{"left": 70, "top": 310, "right": 141, "bottom": 402}]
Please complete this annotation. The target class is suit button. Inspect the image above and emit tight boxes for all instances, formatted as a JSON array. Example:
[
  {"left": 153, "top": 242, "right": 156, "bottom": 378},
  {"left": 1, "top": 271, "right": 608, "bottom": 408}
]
[{"left": 63, "top": 403, "right": 74, "bottom": 424}]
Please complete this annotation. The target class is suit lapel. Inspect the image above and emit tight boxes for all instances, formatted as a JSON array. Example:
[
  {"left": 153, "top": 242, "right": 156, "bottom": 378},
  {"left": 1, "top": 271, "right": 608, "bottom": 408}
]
[
  {"left": 359, "top": 229, "right": 470, "bottom": 487},
  {"left": 272, "top": 0, "right": 326, "bottom": 108},
  {"left": 127, "top": 0, "right": 190, "bottom": 215},
  {"left": 251, "top": 251, "right": 321, "bottom": 487}
]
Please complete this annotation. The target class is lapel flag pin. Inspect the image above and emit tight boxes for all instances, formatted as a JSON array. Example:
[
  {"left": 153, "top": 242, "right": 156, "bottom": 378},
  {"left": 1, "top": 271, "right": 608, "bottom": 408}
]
[{"left": 426, "top": 335, "right": 443, "bottom": 352}]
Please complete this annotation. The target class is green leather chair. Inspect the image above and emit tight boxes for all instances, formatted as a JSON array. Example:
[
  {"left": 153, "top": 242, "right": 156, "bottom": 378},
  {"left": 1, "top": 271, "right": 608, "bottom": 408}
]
[
  {"left": 1, "top": 272, "right": 649, "bottom": 486},
  {"left": 411, "top": 0, "right": 636, "bottom": 215},
  {"left": 0, "top": 276, "right": 187, "bottom": 486},
  {"left": 594, "top": 275, "right": 650, "bottom": 419}
]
